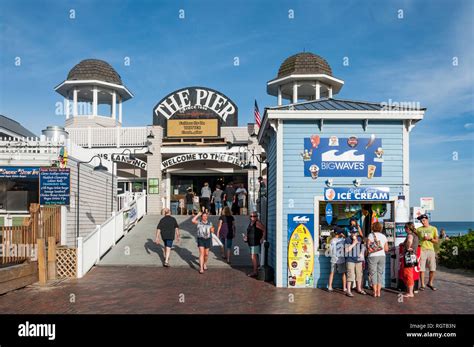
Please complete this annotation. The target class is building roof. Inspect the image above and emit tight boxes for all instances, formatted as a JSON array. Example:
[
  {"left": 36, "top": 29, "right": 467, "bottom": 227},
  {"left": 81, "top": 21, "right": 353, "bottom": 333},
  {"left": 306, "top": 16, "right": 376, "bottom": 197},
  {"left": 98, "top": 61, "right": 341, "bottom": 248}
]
[
  {"left": 277, "top": 52, "right": 332, "bottom": 78},
  {"left": 0, "top": 115, "right": 37, "bottom": 138},
  {"left": 67, "top": 59, "right": 123, "bottom": 85},
  {"left": 268, "top": 98, "right": 426, "bottom": 111}
]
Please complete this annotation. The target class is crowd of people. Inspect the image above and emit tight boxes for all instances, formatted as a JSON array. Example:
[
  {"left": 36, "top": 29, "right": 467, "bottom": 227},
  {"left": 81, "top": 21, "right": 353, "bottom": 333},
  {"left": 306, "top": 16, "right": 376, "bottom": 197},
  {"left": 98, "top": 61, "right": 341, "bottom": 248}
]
[
  {"left": 328, "top": 213, "right": 439, "bottom": 298},
  {"left": 155, "top": 206, "right": 265, "bottom": 277},
  {"left": 184, "top": 181, "right": 254, "bottom": 216}
]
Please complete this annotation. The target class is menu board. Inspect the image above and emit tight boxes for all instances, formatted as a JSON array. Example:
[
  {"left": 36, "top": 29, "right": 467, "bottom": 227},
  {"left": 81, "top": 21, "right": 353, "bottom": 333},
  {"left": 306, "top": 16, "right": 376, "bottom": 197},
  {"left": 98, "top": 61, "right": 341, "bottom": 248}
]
[
  {"left": 39, "top": 168, "right": 70, "bottom": 205},
  {"left": 288, "top": 214, "right": 314, "bottom": 288}
]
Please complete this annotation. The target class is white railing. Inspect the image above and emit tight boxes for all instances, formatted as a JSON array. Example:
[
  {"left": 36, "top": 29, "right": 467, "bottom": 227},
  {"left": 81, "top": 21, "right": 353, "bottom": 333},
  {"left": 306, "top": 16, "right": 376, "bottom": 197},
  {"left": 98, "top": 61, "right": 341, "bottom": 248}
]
[
  {"left": 117, "top": 191, "right": 145, "bottom": 211},
  {"left": 76, "top": 193, "right": 146, "bottom": 278},
  {"left": 67, "top": 127, "right": 148, "bottom": 148}
]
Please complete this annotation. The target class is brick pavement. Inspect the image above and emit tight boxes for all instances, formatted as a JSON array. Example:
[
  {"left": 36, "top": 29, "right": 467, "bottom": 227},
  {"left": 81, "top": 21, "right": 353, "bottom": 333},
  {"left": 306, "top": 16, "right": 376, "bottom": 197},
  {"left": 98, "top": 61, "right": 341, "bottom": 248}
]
[{"left": 0, "top": 266, "right": 472, "bottom": 314}]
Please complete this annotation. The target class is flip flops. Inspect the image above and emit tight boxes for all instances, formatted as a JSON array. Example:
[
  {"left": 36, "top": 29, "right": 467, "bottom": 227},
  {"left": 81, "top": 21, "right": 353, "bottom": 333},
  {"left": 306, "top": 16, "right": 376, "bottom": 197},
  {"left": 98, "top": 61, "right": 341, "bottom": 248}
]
[
  {"left": 346, "top": 292, "right": 354, "bottom": 297},
  {"left": 199, "top": 269, "right": 204, "bottom": 274},
  {"left": 419, "top": 286, "right": 425, "bottom": 291},
  {"left": 427, "top": 284, "right": 438, "bottom": 291},
  {"left": 357, "top": 290, "right": 367, "bottom": 295}
]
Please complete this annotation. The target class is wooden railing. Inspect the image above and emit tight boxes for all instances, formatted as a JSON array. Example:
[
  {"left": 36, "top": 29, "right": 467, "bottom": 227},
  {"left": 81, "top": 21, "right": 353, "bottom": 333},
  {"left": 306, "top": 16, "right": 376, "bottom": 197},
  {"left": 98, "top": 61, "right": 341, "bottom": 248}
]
[
  {"left": 0, "top": 204, "right": 61, "bottom": 267},
  {"left": 0, "top": 226, "right": 34, "bottom": 266}
]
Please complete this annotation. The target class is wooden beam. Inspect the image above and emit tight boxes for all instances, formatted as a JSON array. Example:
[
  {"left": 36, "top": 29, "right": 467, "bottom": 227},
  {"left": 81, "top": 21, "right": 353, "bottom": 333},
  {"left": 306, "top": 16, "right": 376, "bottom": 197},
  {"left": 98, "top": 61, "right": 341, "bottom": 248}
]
[{"left": 37, "top": 238, "right": 47, "bottom": 285}]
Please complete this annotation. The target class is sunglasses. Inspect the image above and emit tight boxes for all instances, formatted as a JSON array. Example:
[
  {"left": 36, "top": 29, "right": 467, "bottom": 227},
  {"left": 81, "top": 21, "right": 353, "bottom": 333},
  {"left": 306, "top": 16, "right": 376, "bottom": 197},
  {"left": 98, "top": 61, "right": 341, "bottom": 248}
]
[{"left": 250, "top": 215, "right": 257, "bottom": 218}]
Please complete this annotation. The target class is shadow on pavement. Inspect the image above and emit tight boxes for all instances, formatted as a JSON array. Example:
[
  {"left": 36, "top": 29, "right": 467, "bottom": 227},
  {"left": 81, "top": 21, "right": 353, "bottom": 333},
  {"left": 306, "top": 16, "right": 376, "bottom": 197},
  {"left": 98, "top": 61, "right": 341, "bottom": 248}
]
[
  {"left": 174, "top": 244, "right": 200, "bottom": 270},
  {"left": 144, "top": 238, "right": 165, "bottom": 265}
]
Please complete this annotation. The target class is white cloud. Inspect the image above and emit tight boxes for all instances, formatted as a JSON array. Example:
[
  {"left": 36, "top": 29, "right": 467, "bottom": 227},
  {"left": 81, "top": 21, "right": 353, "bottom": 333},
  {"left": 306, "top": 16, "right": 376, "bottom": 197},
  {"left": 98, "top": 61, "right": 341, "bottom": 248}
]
[{"left": 465, "top": 123, "right": 474, "bottom": 130}]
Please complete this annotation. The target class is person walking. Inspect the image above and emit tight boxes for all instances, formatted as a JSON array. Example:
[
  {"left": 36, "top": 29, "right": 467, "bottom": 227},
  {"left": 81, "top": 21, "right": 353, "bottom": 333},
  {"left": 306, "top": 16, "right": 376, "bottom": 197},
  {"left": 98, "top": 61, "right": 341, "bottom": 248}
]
[
  {"left": 344, "top": 227, "right": 366, "bottom": 297},
  {"left": 224, "top": 182, "right": 236, "bottom": 209},
  {"left": 366, "top": 222, "right": 389, "bottom": 297},
  {"left": 402, "top": 222, "right": 420, "bottom": 298},
  {"left": 185, "top": 188, "right": 194, "bottom": 215},
  {"left": 192, "top": 211, "right": 215, "bottom": 274},
  {"left": 217, "top": 206, "right": 236, "bottom": 264},
  {"left": 327, "top": 227, "right": 347, "bottom": 292},
  {"left": 155, "top": 208, "right": 180, "bottom": 267},
  {"left": 236, "top": 183, "right": 247, "bottom": 215},
  {"left": 200, "top": 182, "right": 212, "bottom": 213},
  {"left": 416, "top": 214, "right": 439, "bottom": 291},
  {"left": 245, "top": 212, "right": 266, "bottom": 277},
  {"left": 212, "top": 184, "right": 223, "bottom": 216}
]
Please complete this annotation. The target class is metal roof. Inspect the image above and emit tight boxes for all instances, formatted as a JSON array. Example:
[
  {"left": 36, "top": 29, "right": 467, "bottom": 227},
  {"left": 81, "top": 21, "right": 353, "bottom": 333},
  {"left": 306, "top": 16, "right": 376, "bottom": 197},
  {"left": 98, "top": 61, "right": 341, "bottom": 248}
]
[
  {"left": 0, "top": 115, "right": 37, "bottom": 138},
  {"left": 268, "top": 98, "right": 426, "bottom": 111}
]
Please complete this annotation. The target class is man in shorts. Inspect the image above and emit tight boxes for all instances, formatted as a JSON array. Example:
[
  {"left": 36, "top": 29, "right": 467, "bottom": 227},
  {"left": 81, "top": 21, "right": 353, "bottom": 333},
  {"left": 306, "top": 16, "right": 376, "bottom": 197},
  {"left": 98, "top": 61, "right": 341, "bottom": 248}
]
[
  {"left": 155, "top": 208, "right": 180, "bottom": 267},
  {"left": 416, "top": 214, "right": 439, "bottom": 291}
]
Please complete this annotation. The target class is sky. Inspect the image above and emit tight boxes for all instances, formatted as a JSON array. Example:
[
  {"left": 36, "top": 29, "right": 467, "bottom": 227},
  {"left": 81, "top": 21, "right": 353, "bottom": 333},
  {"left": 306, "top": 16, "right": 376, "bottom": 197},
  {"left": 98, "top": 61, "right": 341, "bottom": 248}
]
[{"left": 0, "top": 0, "right": 473, "bottom": 221}]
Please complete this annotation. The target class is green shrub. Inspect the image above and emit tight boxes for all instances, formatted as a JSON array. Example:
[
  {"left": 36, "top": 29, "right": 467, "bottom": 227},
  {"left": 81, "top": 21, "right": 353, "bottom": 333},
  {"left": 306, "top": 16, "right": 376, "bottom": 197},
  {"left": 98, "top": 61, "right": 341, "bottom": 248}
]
[{"left": 439, "top": 230, "right": 474, "bottom": 269}]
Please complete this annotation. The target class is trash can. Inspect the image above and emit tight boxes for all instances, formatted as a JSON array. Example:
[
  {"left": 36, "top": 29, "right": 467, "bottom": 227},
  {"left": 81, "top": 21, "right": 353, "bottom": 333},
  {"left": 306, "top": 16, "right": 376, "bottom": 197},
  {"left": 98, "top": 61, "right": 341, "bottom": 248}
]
[{"left": 171, "top": 201, "right": 179, "bottom": 215}]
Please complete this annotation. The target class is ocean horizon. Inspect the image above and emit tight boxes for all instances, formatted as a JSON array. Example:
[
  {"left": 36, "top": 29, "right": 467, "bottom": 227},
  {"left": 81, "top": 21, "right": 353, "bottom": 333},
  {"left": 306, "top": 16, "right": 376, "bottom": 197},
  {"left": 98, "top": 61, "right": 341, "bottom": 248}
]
[{"left": 430, "top": 221, "right": 473, "bottom": 236}]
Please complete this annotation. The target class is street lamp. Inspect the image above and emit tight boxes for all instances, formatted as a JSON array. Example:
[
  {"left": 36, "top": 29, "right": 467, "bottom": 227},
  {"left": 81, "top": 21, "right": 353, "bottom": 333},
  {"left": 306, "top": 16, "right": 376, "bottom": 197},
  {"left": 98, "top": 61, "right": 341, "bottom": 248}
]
[
  {"left": 77, "top": 154, "right": 108, "bottom": 242},
  {"left": 110, "top": 147, "right": 153, "bottom": 213}
]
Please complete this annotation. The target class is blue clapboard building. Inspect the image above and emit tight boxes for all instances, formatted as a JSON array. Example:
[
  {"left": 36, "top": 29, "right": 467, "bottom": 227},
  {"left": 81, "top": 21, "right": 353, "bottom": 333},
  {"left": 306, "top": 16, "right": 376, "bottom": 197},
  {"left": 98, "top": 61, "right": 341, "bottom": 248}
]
[{"left": 258, "top": 53, "right": 426, "bottom": 288}]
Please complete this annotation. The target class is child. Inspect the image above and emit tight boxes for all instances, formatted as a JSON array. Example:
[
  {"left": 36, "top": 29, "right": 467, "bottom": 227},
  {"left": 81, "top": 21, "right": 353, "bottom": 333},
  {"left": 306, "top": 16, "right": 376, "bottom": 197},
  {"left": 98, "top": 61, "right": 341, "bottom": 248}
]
[{"left": 327, "top": 227, "right": 347, "bottom": 292}]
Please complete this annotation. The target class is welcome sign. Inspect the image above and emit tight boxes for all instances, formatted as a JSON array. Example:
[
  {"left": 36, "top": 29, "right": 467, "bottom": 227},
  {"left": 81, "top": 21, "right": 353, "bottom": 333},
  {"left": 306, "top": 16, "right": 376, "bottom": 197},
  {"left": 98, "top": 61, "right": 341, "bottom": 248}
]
[
  {"left": 153, "top": 87, "right": 238, "bottom": 138},
  {"left": 161, "top": 152, "right": 245, "bottom": 170},
  {"left": 303, "top": 136, "right": 383, "bottom": 179}
]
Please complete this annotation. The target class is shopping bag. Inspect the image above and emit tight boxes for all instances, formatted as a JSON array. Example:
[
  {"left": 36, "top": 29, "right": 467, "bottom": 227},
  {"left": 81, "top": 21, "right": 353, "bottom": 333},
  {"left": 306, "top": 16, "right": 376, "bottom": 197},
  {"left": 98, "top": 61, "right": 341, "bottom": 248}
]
[{"left": 211, "top": 233, "right": 223, "bottom": 247}]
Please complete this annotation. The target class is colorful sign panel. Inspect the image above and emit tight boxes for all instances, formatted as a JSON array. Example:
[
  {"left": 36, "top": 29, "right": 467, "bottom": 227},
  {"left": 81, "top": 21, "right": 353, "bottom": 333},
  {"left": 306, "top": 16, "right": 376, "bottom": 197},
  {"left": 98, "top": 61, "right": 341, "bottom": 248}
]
[
  {"left": 0, "top": 167, "right": 39, "bottom": 179},
  {"left": 303, "top": 135, "right": 383, "bottom": 179},
  {"left": 123, "top": 201, "right": 137, "bottom": 230},
  {"left": 39, "top": 168, "right": 71, "bottom": 205},
  {"left": 324, "top": 187, "right": 390, "bottom": 201},
  {"left": 148, "top": 178, "right": 159, "bottom": 194},
  {"left": 325, "top": 203, "right": 333, "bottom": 225},
  {"left": 288, "top": 214, "right": 314, "bottom": 288},
  {"left": 420, "top": 197, "right": 435, "bottom": 211}
]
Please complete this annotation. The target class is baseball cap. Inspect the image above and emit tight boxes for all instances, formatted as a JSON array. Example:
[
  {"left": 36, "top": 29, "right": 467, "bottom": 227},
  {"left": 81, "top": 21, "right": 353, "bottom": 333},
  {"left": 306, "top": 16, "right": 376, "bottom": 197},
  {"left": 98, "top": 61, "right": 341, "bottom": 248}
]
[
  {"left": 333, "top": 226, "right": 345, "bottom": 235},
  {"left": 417, "top": 214, "right": 429, "bottom": 221}
]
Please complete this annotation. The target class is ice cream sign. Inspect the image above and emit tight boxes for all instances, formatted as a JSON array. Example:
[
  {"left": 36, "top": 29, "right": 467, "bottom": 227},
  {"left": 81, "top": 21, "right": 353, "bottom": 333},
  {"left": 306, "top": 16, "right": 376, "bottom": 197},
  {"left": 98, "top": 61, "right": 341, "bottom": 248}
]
[
  {"left": 324, "top": 187, "right": 390, "bottom": 201},
  {"left": 303, "top": 135, "right": 383, "bottom": 179}
]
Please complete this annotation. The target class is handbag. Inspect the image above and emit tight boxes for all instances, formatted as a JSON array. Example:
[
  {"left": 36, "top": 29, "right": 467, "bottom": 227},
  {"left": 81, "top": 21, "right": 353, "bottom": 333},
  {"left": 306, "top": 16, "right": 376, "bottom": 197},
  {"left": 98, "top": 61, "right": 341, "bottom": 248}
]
[
  {"left": 404, "top": 250, "right": 418, "bottom": 267},
  {"left": 367, "top": 233, "right": 383, "bottom": 254}
]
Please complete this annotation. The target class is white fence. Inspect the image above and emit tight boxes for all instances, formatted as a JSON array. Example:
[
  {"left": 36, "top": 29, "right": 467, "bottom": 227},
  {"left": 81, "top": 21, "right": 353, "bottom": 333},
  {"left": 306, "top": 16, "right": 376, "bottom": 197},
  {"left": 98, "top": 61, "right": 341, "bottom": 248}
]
[
  {"left": 76, "top": 193, "right": 146, "bottom": 278},
  {"left": 67, "top": 127, "right": 148, "bottom": 148}
]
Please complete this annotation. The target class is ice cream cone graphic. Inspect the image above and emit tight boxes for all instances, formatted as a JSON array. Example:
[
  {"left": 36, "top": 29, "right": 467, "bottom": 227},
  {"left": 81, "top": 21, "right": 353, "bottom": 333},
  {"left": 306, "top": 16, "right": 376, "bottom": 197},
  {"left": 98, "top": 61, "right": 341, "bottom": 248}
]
[
  {"left": 309, "top": 164, "right": 319, "bottom": 180},
  {"left": 367, "top": 165, "right": 376, "bottom": 179}
]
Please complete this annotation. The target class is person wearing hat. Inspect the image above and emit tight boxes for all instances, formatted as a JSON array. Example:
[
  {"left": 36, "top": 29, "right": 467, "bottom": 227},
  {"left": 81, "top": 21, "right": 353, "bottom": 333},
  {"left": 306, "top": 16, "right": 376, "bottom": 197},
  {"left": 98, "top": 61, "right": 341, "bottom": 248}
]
[
  {"left": 415, "top": 214, "right": 439, "bottom": 291},
  {"left": 327, "top": 227, "right": 347, "bottom": 292},
  {"left": 344, "top": 226, "right": 367, "bottom": 297}
]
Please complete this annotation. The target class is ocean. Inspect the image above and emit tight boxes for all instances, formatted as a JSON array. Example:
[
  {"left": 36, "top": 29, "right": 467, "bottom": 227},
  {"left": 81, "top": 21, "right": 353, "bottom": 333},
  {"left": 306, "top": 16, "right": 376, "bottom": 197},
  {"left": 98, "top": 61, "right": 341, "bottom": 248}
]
[{"left": 430, "top": 221, "right": 474, "bottom": 237}]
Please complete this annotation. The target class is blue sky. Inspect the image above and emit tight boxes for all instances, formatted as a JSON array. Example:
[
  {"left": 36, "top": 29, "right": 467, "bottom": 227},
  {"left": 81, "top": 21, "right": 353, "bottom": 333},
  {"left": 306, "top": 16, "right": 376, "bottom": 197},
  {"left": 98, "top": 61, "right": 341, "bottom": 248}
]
[{"left": 0, "top": 0, "right": 473, "bottom": 221}]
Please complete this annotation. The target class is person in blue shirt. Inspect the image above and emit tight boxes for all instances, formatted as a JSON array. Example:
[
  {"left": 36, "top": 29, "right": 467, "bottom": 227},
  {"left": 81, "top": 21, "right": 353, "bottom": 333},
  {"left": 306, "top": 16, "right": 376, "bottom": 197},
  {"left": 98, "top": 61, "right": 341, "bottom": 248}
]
[{"left": 345, "top": 227, "right": 367, "bottom": 297}]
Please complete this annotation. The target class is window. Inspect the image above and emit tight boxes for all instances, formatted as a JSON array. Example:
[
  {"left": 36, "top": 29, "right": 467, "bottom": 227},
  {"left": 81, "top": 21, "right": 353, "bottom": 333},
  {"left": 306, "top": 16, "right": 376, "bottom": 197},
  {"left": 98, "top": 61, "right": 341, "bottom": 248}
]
[{"left": 148, "top": 178, "right": 159, "bottom": 194}]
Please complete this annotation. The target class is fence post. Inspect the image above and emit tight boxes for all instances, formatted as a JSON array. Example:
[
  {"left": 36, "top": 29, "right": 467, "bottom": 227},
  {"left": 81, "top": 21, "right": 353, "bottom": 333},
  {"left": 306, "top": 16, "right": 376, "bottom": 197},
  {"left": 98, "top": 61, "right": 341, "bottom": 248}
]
[
  {"left": 96, "top": 225, "right": 101, "bottom": 264},
  {"left": 37, "top": 238, "right": 47, "bottom": 284},
  {"left": 47, "top": 236, "right": 57, "bottom": 280},
  {"left": 77, "top": 237, "right": 83, "bottom": 278},
  {"left": 112, "top": 212, "right": 117, "bottom": 245}
]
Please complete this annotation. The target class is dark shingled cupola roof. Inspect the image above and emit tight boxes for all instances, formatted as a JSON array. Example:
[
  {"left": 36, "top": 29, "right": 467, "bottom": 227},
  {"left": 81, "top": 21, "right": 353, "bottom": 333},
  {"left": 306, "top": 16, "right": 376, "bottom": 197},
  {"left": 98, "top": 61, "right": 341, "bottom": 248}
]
[
  {"left": 67, "top": 59, "right": 123, "bottom": 85},
  {"left": 277, "top": 52, "right": 332, "bottom": 78}
]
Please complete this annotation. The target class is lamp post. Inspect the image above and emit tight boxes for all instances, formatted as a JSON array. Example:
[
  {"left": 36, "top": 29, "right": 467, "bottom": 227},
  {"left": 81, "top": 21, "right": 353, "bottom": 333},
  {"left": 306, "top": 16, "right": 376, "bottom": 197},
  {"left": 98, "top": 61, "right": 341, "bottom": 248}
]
[
  {"left": 110, "top": 146, "right": 153, "bottom": 213},
  {"left": 110, "top": 148, "right": 133, "bottom": 214},
  {"left": 76, "top": 155, "right": 108, "bottom": 243}
]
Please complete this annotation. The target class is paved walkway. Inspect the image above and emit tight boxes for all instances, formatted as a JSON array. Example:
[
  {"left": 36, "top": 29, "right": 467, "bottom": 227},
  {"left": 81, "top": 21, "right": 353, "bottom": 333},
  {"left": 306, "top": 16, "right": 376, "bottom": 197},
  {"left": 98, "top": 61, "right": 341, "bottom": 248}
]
[
  {"left": 1, "top": 215, "right": 473, "bottom": 314},
  {"left": 0, "top": 265, "right": 473, "bottom": 314},
  {"left": 99, "top": 214, "right": 253, "bottom": 268}
]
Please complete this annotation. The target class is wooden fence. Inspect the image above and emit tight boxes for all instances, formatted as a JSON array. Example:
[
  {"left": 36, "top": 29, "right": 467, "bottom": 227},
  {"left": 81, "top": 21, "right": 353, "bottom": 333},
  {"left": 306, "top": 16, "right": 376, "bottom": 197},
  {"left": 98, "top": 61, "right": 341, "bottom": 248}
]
[{"left": 0, "top": 204, "right": 61, "bottom": 267}]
